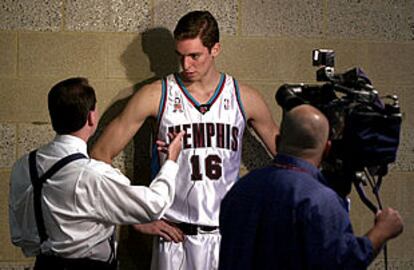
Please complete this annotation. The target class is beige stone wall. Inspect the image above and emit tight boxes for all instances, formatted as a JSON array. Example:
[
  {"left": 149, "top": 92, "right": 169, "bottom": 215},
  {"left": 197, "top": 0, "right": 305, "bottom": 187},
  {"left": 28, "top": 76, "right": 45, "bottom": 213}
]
[{"left": 1, "top": 0, "right": 413, "bottom": 269}]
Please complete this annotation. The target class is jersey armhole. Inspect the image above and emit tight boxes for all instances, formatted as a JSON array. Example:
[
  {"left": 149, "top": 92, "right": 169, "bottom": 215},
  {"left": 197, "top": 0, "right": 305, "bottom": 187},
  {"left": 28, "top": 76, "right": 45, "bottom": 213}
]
[
  {"left": 150, "top": 145, "right": 161, "bottom": 180},
  {"left": 152, "top": 78, "right": 167, "bottom": 180},
  {"left": 233, "top": 78, "right": 247, "bottom": 124},
  {"left": 156, "top": 78, "right": 168, "bottom": 123}
]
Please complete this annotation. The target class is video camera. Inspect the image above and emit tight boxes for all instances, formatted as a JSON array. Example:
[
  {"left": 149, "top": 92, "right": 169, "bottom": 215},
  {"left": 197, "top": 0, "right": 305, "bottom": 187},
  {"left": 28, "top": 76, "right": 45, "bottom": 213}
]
[{"left": 276, "top": 49, "right": 402, "bottom": 213}]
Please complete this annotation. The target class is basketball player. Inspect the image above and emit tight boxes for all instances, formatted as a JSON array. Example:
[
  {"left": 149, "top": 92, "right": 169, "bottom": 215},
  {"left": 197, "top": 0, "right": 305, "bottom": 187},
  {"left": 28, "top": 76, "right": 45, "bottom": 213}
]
[{"left": 91, "top": 10, "right": 279, "bottom": 270}]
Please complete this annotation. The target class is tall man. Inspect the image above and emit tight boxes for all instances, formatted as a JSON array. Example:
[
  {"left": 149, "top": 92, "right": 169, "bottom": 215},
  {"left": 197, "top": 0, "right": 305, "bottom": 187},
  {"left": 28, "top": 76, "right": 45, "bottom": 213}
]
[
  {"left": 9, "top": 77, "right": 184, "bottom": 270},
  {"left": 219, "top": 104, "right": 403, "bottom": 270},
  {"left": 91, "top": 10, "right": 279, "bottom": 270}
]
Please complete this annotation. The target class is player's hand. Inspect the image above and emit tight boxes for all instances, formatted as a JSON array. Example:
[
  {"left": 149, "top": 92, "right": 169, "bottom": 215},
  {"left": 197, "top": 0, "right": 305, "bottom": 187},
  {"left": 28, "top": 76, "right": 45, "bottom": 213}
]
[
  {"left": 156, "top": 131, "right": 185, "bottom": 162},
  {"left": 132, "top": 220, "right": 184, "bottom": 243}
]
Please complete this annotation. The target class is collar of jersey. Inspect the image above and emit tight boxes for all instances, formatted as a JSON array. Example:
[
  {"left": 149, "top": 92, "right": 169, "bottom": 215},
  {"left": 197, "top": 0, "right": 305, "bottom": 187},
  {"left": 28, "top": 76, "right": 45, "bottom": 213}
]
[{"left": 174, "top": 72, "right": 225, "bottom": 107}]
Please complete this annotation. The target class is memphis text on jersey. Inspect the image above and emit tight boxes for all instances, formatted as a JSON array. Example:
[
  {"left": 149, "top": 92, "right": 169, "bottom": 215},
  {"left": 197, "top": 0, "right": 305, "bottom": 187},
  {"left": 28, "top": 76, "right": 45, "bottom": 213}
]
[{"left": 167, "top": 122, "right": 240, "bottom": 151}]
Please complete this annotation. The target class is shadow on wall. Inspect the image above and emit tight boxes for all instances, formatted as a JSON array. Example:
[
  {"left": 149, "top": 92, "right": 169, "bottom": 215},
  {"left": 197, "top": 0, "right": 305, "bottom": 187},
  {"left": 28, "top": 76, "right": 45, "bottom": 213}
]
[
  {"left": 242, "top": 129, "right": 275, "bottom": 172},
  {"left": 91, "top": 26, "right": 178, "bottom": 145},
  {"left": 89, "top": 27, "right": 179, "bottom": 270}
]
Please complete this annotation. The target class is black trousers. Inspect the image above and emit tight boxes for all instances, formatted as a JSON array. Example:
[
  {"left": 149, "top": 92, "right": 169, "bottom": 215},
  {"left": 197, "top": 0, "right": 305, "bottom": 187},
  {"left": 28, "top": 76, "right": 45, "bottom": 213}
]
[{"left": 34, "top": 254, "right": 117, "bottom": 270}]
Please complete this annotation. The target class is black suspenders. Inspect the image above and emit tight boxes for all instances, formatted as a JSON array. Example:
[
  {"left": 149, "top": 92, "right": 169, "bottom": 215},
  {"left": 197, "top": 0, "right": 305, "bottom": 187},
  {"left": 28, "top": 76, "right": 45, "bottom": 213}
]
[
  {"left": 28, "top": 150, "right": 117, "bottom": 267},
  {"left": 28, "top": 150, "right": 87, "bottom": 244}
]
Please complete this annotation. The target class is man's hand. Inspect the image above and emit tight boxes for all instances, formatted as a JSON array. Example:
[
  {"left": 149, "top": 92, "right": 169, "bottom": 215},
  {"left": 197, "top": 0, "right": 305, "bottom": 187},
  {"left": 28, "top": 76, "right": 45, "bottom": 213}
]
[
  {"left": 133, "top": 220, "right": 184, "bottom": 243},
  {"left": 374, "top": 207, "right": 403, "bottom": 240},
  {"left": 156, "top": 131, "right": 185, "bottom": 162},
  {"left": 366, "top": 207, "right": 403, "bottom": 256}
]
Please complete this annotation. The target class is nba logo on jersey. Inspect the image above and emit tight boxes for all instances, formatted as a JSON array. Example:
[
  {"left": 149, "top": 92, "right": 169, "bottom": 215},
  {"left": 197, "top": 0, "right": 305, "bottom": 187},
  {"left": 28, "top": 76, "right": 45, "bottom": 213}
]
[{"left": 173, "top": 97, "right": 183, "bottom": 113}]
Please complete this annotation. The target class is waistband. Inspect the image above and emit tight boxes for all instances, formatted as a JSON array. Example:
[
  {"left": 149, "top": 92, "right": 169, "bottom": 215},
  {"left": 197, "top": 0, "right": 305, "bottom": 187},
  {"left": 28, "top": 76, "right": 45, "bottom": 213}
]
[{"left": 175, "top": 222, "right": 219, "bottom": 235}]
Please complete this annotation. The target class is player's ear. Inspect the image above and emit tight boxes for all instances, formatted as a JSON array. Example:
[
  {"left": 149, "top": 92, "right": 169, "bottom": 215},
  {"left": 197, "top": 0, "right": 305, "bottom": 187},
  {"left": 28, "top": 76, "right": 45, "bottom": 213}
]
[{"left": 211, "top": 42, "right": 221, "bottom": 58}]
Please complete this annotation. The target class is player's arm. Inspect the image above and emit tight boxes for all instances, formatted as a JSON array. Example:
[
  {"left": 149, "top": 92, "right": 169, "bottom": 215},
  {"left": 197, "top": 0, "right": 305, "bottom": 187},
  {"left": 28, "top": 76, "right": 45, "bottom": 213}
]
[
  {"left": 239, "top": 83, "right": 279, "bottom": 156},
  {"left": 91, "top": 81, "right": 162, "bottom": 163}
]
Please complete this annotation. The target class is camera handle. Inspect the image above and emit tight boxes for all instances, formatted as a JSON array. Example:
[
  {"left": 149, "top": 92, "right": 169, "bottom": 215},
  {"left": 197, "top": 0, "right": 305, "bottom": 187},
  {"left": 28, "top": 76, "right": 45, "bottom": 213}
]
[{"left": 353, "top": 174, "right": 378, "bottom": 214}]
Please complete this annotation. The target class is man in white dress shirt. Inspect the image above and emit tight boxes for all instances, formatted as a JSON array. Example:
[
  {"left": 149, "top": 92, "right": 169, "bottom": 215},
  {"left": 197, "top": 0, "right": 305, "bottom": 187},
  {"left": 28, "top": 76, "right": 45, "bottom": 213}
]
[{"left": 9, "top": 77, "right": 184, "bottom": 270}]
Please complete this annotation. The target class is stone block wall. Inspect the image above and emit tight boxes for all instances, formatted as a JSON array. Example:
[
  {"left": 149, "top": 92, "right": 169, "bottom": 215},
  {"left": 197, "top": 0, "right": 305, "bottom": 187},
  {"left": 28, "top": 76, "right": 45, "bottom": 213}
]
[{"left": 1, "top": 0, "right": 413, "bottom": 269}]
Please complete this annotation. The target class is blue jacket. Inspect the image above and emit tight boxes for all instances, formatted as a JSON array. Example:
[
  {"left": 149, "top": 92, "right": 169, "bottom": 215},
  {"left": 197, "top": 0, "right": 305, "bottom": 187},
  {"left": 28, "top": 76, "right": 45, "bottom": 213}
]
[{"left": 219, "top": 154, "right": 373, "bottom": 270}]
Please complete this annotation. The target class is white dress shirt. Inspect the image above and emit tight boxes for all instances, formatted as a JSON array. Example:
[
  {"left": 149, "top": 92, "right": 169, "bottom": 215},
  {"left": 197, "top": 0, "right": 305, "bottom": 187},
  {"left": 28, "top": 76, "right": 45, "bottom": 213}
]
[{"left": 9, "top": 135, "right": 178, "bottom": 261}]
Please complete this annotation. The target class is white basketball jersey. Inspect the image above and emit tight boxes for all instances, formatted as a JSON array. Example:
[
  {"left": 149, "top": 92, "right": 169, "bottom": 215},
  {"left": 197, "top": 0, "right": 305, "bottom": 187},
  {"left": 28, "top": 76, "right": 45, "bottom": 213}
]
[{"left": 154, "top": 73, "right": 246, "bottom": 226}]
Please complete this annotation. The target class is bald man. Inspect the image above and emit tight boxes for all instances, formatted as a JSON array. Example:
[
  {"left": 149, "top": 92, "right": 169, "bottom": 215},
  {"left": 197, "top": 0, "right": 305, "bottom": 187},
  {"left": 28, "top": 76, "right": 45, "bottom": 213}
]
[{"left": 219, "top": 105, "right": 403, "bottom": 270}]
